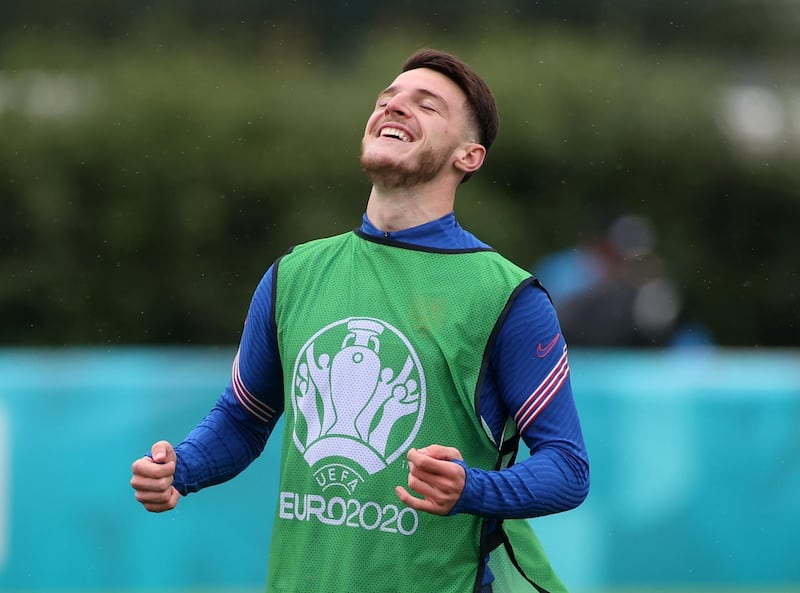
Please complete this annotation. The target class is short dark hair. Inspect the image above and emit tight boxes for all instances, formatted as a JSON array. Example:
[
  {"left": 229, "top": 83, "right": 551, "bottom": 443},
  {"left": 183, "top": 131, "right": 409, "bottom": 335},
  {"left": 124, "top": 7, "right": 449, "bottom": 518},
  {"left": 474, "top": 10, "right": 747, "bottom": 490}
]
[{"left": 402, "top": 49, "right": 499, "bottom": 155}]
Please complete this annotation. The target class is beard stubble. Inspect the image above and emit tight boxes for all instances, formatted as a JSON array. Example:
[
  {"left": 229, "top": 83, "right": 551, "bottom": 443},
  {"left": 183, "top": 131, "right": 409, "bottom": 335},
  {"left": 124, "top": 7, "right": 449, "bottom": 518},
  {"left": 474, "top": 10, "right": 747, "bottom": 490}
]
[{"left": 360, "top": 140, "right": 455, "bottom": 189}]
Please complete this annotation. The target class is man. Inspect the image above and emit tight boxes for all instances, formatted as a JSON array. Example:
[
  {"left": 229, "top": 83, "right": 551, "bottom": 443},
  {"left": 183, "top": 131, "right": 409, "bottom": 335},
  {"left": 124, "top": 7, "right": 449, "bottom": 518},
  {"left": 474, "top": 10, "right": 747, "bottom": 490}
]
[{"left": 131, "top": 49, "right": 589, "bottom": 593}]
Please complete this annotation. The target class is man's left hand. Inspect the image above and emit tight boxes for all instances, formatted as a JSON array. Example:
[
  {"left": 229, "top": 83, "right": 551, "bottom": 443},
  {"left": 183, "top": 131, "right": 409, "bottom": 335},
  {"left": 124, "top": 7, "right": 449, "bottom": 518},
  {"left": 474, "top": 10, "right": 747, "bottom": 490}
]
[{"left": 395, "top": 445, "right": 466, "bottom": 515}]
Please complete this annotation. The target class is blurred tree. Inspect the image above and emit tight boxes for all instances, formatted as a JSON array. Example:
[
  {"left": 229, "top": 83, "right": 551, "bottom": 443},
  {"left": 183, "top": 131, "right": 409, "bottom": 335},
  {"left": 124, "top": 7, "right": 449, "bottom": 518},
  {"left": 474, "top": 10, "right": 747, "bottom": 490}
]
[
  {"left": 2, "top": 1, "right": 800, "bottom": 55},
  {"left": 0, "top": 13, "right": 797, "bottom": 346}
]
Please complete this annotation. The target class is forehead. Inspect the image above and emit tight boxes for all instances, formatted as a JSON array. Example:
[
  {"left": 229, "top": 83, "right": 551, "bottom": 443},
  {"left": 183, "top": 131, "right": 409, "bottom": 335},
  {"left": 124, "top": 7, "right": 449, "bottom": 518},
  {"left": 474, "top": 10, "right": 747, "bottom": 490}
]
[{"left": 382, "top": 68, "right": 467, "bottom": 105}]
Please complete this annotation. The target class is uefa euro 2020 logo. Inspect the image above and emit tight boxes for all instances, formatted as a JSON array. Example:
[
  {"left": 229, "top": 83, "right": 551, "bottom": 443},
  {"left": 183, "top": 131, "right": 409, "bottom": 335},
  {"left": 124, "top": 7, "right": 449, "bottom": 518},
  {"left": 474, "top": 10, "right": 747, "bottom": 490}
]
[{"left": 290, "top": 317, "right": 426, "bottom": 493}]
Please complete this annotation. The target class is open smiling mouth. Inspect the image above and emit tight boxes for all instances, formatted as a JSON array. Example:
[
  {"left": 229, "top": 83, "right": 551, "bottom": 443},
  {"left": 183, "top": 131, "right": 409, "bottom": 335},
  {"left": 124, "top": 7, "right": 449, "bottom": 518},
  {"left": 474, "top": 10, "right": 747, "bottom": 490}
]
[{"left": 379, "top": 127, "right": 412, "bottom": 142}]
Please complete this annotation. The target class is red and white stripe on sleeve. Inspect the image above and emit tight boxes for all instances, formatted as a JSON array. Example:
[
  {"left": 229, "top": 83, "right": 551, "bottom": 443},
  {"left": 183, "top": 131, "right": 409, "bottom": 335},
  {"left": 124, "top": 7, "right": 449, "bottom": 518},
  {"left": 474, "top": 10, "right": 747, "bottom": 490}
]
[
  {"left": 514, "top": 345, "right": 570, "bottom": 434},
  {"left": 232, "top": 349, "right": 275, "bottom": 423}
]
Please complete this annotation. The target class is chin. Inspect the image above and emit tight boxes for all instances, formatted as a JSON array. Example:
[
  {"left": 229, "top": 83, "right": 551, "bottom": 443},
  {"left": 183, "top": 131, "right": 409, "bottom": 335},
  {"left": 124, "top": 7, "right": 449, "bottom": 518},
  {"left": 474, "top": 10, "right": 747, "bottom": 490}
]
[
  {"left": 360, "top": 142, "right": 447, "bottom": 189},
  {"left": 361, "top": 142, "right": 403, "bottom": 164},
  {"left": 361, "top": 150, "right": 402, "bottom": 179}
]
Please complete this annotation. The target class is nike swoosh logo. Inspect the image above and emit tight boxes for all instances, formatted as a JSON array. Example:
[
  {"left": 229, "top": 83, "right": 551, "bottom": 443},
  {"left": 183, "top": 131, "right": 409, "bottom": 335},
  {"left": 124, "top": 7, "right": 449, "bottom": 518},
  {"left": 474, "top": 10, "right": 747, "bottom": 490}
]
[{"left": 536, "top": 333, "right": 561, "bottom": 358}]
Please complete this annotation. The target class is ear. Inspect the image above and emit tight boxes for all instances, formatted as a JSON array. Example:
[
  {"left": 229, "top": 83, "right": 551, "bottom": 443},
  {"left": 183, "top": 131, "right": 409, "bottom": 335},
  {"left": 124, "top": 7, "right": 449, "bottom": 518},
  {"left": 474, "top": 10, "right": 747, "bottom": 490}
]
[{"left": 453, "top": 142, "right": 486, "bottom": 175}]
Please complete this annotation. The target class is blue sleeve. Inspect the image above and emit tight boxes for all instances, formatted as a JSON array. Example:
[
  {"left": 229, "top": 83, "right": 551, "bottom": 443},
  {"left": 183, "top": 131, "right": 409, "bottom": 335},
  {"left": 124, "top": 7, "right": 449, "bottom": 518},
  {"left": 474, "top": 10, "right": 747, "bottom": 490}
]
[
  {"left": 173, "top": 264, "right": 284, "bottom": 495},
  {"left": 451, "top": 283, "right": 590, "bottom": 518}
]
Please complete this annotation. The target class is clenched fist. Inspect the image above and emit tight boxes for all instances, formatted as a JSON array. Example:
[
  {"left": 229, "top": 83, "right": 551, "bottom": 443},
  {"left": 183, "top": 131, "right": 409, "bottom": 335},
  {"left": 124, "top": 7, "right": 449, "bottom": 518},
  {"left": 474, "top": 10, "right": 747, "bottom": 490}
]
[
  {"left": 395, "top": 445, "right": 466, "bottom": 516},
  {"left": 130, "top": 440, "right": 180, "bottom": 512}
]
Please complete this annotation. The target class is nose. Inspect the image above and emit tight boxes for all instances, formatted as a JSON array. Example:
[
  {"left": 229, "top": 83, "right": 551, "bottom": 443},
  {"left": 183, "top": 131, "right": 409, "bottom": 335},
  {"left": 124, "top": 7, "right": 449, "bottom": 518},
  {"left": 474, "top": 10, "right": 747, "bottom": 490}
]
[{"left": 383, "top": 93, "right": 410, "bottom": 117}]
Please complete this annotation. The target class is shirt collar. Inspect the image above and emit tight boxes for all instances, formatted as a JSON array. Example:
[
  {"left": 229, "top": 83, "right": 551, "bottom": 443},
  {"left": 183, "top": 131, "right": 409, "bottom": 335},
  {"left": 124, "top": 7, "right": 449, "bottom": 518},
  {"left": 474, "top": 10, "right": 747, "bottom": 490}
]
[{"left": 359, "top": 212, "right": 488, "bottom": 250}]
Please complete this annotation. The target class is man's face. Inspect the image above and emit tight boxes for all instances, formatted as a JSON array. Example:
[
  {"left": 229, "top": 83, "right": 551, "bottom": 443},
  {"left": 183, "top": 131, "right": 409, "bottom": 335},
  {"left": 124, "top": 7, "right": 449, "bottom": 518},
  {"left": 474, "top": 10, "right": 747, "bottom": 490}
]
[{"left": 360, "top": 68, "right": 474, "bottom": 189}]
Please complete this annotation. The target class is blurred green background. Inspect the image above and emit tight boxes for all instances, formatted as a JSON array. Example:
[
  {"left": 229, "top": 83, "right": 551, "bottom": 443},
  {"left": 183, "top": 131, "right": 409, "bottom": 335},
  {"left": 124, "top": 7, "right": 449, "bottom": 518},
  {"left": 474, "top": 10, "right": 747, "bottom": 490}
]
[
  {"left": 1, "top": 0, "right": 798, "bottom": 347},
  {"left": 1, "top": 2, "right": 799, "bottom": 592}
]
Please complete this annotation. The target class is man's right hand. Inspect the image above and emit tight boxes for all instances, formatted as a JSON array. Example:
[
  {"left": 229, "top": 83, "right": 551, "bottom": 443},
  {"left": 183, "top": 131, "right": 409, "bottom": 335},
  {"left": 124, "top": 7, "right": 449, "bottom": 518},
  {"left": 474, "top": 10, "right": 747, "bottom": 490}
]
[{"left": 130, "top": 440, "right": 180, "bottom": 512}]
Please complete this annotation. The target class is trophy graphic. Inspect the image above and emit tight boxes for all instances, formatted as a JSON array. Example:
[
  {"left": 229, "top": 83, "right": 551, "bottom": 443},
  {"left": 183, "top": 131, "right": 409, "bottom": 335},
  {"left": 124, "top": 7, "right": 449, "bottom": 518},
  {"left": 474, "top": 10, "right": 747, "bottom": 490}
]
[{"left": 291, "top": 317, "right": 426, "bottom": 477}]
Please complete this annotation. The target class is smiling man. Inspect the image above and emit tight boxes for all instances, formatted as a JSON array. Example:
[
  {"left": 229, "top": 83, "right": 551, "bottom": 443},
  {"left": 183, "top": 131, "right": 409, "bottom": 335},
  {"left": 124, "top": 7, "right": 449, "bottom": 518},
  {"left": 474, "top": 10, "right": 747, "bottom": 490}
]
[
  {"left": 361, "top": 66, "right": 483, "bottom": 193},
  {"left": 131, "top": 49, "right": 589, "bottom": 593}
]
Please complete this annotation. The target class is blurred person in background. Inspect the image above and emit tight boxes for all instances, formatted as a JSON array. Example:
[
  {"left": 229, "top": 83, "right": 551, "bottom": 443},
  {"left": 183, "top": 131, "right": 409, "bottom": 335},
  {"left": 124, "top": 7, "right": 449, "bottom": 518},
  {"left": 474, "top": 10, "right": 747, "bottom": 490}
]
[
  {"left": 535, "top": 213, "right": 712, "bottom": 347},
  {"left": 131, "top": 49, "right": 589, "bottom": 593}
]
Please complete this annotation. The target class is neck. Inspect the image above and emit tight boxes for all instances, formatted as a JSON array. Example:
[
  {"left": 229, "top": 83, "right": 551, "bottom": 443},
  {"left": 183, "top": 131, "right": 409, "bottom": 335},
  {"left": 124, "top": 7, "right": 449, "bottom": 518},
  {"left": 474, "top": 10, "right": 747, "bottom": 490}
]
[{"left": 365, "top": 180, "right": 456, "bottom": 233}]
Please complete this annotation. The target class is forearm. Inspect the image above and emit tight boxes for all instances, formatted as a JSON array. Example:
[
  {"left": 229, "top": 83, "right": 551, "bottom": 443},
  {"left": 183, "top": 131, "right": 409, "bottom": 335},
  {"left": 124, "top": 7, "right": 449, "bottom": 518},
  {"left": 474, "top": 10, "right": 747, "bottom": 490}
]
[
  {"left": 451, "top": 445, "right": 589, "bottom": 519},
  {"left": 173, "top": 385, "right": 275, "bottom": 495}
]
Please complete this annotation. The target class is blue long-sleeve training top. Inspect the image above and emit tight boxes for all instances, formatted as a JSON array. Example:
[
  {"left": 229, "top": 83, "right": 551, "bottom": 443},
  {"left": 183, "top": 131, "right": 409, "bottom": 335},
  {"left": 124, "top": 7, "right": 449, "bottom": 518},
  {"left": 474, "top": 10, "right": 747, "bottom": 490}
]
[{"left": 173, "top": 212, "right": 589, "bottom": 519}]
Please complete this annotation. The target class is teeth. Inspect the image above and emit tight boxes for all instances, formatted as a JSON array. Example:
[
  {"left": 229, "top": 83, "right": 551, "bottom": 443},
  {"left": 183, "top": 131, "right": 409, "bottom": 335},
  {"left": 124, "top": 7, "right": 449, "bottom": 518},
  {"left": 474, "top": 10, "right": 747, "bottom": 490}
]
[{"left": 380, "top": 127, "right": 411, "bottom": 142}]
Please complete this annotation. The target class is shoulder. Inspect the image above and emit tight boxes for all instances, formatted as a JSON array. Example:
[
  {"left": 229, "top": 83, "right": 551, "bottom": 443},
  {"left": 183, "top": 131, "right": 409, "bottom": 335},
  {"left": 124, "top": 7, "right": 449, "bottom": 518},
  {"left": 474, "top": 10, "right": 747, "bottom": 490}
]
[
  {"left": 472, "top": 250, "right": 533, "bottom": 285},
  {"left": 283, "top": 231, "right": 354, "bottom": 257},
  {"left": 276, "top": 232, "right": 356, "bottom": 275},
  {"left": 501, "top": 281, "right": 561, "bottom": 344}
]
